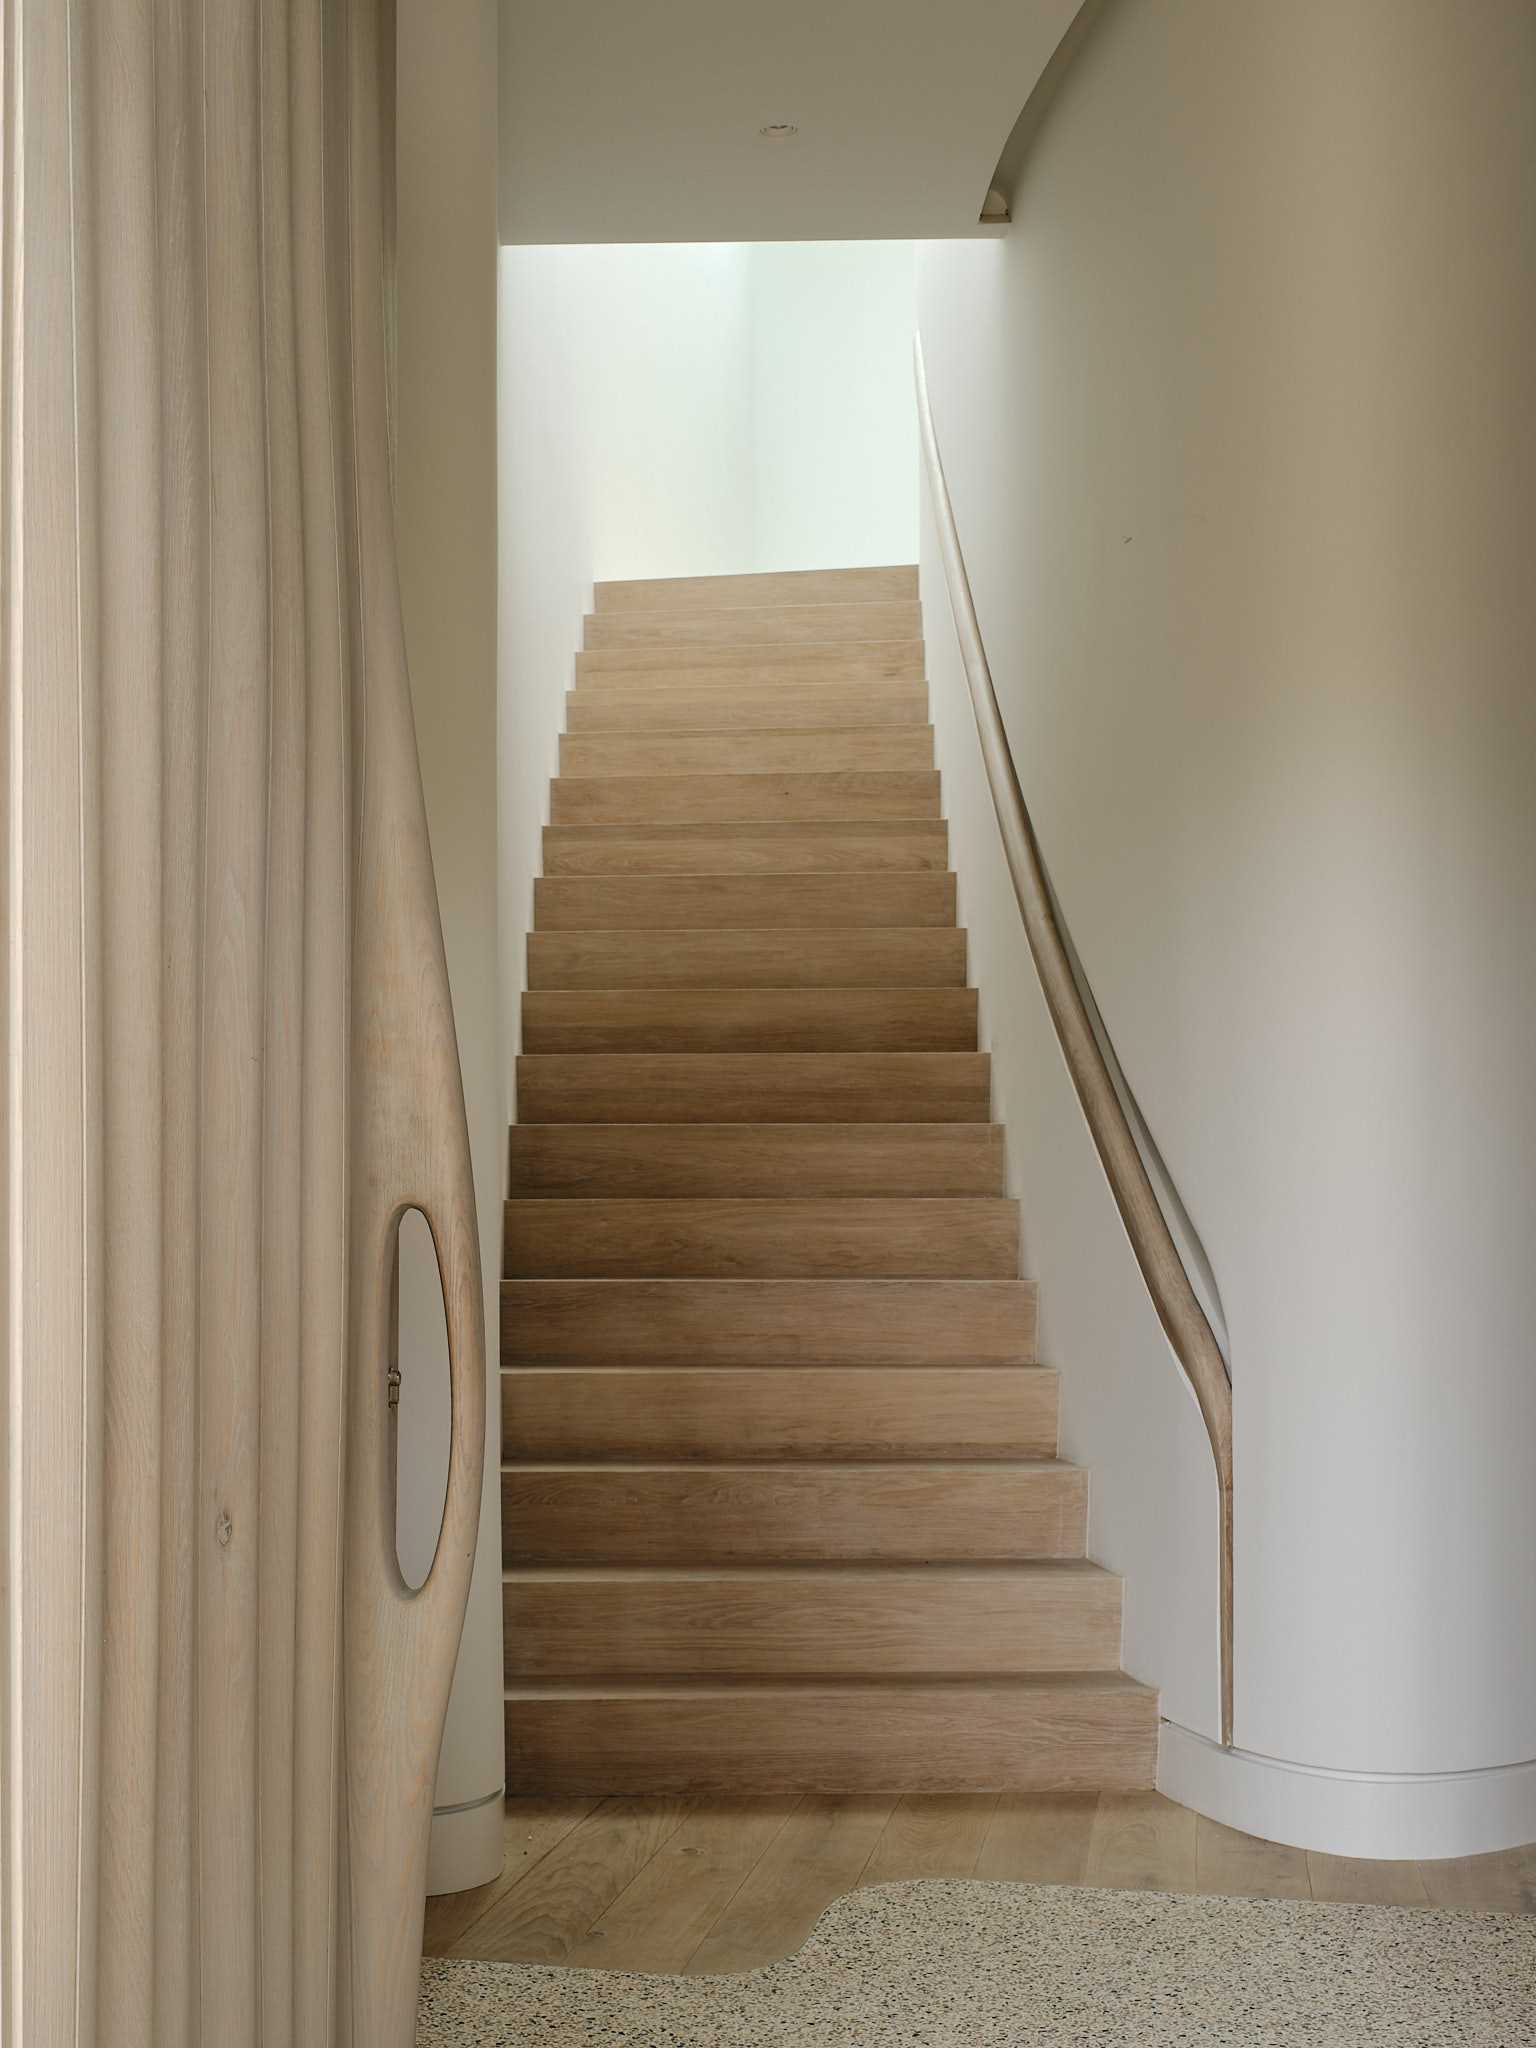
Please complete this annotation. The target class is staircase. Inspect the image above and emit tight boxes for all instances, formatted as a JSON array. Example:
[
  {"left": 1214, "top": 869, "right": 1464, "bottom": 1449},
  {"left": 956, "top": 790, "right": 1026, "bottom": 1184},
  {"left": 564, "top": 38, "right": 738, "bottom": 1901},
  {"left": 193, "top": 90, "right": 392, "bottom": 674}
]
[{"left": 501, "top": 565, "right": 1158, "bottom": 1794}]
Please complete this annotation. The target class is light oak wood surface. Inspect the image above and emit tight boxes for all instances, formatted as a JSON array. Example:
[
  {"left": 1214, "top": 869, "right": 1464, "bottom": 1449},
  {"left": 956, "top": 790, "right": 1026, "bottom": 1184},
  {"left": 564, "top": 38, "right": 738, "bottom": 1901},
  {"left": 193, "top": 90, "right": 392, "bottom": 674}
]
[
  {"left": 541, "top": 820, "right": 950, "bottom": 875},
  {"left": 501, "top": 1463, "right": 1087, "bottom": 1564},
  {"left": 550, "top": 768, "right": 941, "bottom": 825},
  {"left": 501, "top": 1365, "right": 1061, "bottom": 1462},
  {"left": 507, "top": 1123, "right": 1008, "bottom": 1197},
  {"left": 513, "top": 1050, "right": 993, "bottom": 1124},
  {"left": 521, "top": 987, "right": 980, "bottom": 1053},
  {"left": 502, "top": 1277, "right": 1038, "bottom": 1366},
  {"left": 532, "top": 870, "right": 956, "bottom": 929},
  {"left": 528, "top": 926, "right": 968, "bottom": 989},
  {"left": 8, "top": 3, "right": 484, "bottom": 2040},
  {"left": 560, "top": 726, "right": 935, "bottom": 780},
  {"left": 503, "top": 1196, "right": 1020, "bottom": 1277},
  {"left": 594, "top": 566, "right": 917, "bottom": 612},
  {"left": 498, "top": 564, "right": 1153, "bottom": 1802},
  {"left": 574, "top": 640, "right": 925, "bottom": 684},
  {"left": 502, "top": 1562, "right": 1123, "bottom": 1676},
  {"left": 425, "top": 1793, "right": 1536, "bottom": 1971},
  {"left": 566, "top": 685, "right": 931, "bottom": 731},
  {"left": 583, "top": 600, "right": 922, "bottom": 650},
  {"left": 504, "top": 1677, "right": 1158, "bottom": 1797}
]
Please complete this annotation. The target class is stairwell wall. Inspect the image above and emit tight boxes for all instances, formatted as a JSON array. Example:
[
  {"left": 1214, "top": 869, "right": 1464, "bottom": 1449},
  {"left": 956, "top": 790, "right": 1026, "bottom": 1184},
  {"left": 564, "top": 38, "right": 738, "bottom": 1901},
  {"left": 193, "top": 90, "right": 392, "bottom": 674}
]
[{"left": 917, "top": 0, "right": 1536, "bottom": 1852}]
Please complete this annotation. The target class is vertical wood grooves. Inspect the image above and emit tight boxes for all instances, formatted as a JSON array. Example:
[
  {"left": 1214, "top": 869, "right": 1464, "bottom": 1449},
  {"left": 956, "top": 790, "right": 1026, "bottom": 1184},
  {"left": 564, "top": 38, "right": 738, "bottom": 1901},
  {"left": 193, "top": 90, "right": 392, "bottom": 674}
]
[
  {"left": 4, "top": 4, "right": 486, "bottom": 2043},
  {"left": 914, "top": 334, "right": 1234, "bottom": 1746}
]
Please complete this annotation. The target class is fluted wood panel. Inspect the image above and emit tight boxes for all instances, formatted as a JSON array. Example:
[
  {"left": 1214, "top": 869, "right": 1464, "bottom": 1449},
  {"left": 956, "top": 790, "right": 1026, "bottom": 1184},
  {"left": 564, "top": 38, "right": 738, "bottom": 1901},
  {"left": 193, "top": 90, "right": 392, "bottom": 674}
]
[{"left": 1, "top": 4, "right": 485, "bottom": 2045}]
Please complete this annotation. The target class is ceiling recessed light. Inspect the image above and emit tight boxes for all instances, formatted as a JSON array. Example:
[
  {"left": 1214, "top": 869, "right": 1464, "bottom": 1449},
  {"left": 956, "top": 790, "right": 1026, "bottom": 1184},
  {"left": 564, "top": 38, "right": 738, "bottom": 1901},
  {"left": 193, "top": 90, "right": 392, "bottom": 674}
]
[{"left": 758, "top": 123, "right": 799, "bottom": 141}]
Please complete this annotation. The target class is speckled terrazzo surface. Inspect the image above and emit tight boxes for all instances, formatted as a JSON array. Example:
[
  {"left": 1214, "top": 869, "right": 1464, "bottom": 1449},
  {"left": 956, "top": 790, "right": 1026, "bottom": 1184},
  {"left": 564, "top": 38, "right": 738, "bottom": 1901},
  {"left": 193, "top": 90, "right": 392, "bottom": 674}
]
[{"left": 416, "top": 1877, "right": 1536, "bottom": 2045}]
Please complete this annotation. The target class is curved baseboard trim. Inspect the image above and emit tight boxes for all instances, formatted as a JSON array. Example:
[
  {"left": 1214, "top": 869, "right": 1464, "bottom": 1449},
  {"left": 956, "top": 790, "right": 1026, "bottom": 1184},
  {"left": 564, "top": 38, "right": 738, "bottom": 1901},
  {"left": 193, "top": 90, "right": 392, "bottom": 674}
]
[
  {"left": 427, "top": 1786, "right": 506, "bottom": 1896},
  {"left": 1160, "top": 1719, "right": 1536, "bottom": 1860}
]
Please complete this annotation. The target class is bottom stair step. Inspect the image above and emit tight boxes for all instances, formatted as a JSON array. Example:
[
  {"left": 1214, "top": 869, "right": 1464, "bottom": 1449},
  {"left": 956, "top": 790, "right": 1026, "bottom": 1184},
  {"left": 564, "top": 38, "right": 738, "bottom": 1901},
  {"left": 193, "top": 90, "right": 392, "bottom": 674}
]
[{"left": 503, "top": 1673, "right": 1158, "bottom": 1795}]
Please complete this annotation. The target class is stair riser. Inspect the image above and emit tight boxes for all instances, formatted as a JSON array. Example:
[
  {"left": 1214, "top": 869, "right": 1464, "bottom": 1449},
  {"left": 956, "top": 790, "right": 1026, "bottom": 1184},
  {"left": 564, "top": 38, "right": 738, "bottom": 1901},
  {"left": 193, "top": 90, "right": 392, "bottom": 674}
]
[
  {"left": 504, "top": 1198, "right": 1019, "bottom": 1279},
  {"left": 501, "top": 1279, "right": 1038, "bottom": 1367},
  {"left": 550, "top": 772, "right": 940, "bottom": 826},
  {"left": 521, "top": 989, "right": 979, "bottom": 1054},
  {"left": 501, "top": 1367, "right": 1059, "bottom": 1462},
  {"left": 501, "top": 1465, "right": 1087, "bottom": 1564},
  {"left": 514, "top": 1053, "right": 991, "bottom": 1124},
  {"left": 528, "top": 928, "right": 966, "bottom": 990},
  {"left": 565, "top": 689, "right": 930, "bottom": 732},
  {"left": 575, "top": 643, "right": 924, "bottom": 684},
  {"left": 583, "top": 602, "right": 921, "bottom": 651},
  {"left": 559, "top": 730, "right": 934, "bottom": 779},
  {"left": 532, "top": 873, "right": 956, "bottom": 931},
  {"left": 541, "top": 823, "right": 949, "bottom": 876},
  {"left": 594, "top": 567, "right": 917, "bottom": 613},
  {"left": 536, "top": 868, "right": 958, "bottom": 933},
  {"left": 503, "top": 1574, "right": 1122, "bottom": 1679},
  {"left": 504, "top": 1687, "right": 1159, "bottom": 1796},
  {"left": 507, "top": 1125, "right": 1008, "bottom": 1199}
]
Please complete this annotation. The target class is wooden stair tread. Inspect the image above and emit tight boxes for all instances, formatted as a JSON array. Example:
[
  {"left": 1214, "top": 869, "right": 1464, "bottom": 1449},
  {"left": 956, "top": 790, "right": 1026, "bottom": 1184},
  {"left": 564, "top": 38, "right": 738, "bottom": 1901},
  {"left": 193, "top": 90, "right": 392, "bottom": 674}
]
[
  {"left": 594, "top": 566, "right": 917, "bottom": 613},
  {"left": 507, "top": 1124, "right": 1007, "bottom": 1197},
  {"left": 559, "top": 728, "right": 935, "bottom": 778},
  {"left": 565, "top": 688, "right": 931, "bottom": 732},
  {"left": 503, "top": 1196, "right": 1018, "bottom": 1278},
  {"left": 507, "top": 1671, "right": 1152, "bottom": 1696},
  {"left": 502, "top": 1559, "right": 1109, "bottom": 1579},
  {"left": 502, "top": 1276, "right": 1037, "bottom": 1367},
  {"left": 501, "top": 1364, "right": 1059, "bottom": 1463},
  {"left": 541, "top": 822, "right": 949, "bottom": 876},
  {"left": 575, "top": 641, "right": 924, "bottom": 684},
  {"left": 532, "top": 872, "right": 956, "bottom": 929},
  {"left": 514, "top": 1051, "right": 991, "bottom": 1124},
  {"left": 529, "top": 928, "right": 967, "bottom": 989},
  {"left": 583, "top": 601, "right": 922, "bottom": 651},
  {"left": 549, "top": 771, "right": 941, "bottom": 824},
  {"left": 521, "top": 988, "right": 979, "bottom": 1053}
]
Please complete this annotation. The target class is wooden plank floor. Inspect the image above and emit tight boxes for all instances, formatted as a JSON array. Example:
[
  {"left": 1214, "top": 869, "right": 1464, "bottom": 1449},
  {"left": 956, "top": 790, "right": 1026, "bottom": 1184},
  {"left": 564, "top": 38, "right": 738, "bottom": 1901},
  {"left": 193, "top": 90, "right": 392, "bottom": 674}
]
[{"left": 424, "top": 1792, "right": 1536, "bottom": 1973}]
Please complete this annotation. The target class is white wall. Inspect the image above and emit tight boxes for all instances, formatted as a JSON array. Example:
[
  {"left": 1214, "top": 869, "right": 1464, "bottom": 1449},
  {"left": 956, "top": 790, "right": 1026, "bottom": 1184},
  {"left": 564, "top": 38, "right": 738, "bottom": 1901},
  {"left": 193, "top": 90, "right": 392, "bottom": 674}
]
[
  {"left": 916, "top": 0, "right": 1536, "bottom": 1854},
  {"left": 747, "top": 241, "right": 917, "bottom": 571}
]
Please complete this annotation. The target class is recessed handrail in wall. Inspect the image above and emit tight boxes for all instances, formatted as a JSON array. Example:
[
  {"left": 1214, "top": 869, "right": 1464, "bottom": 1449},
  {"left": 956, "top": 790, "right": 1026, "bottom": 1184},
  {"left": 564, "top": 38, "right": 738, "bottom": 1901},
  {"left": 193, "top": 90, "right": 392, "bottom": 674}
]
[{"left": 914, "top": 336, "right": 1235, "bottom": 1745}]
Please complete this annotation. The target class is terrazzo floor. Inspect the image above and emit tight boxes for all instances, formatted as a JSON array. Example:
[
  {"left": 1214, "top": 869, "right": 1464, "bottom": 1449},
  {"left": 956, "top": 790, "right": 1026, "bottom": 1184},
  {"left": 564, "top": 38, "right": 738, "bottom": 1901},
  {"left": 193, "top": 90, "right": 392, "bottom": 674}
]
[{"left": 417, "top": 1876, "right": 1536, "bottom": 2045}]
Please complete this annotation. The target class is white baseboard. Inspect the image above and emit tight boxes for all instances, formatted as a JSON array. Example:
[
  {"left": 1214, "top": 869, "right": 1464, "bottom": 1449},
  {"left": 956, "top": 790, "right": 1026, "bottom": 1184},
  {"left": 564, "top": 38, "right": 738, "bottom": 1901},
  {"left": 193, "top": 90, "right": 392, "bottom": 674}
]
[
  {"left": 426, "top": 1785, "right": 505, "bottom": 1896},
  {"left": 1158, "top": 1720, "right": 1536, "bottom": 1860}
]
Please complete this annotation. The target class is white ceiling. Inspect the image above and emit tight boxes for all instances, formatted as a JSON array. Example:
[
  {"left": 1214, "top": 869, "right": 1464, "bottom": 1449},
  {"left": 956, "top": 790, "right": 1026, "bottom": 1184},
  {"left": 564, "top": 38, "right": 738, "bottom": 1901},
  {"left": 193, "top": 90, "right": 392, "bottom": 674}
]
[{"left": 498, "top": 0, "right": 1083, "bottom": 244}]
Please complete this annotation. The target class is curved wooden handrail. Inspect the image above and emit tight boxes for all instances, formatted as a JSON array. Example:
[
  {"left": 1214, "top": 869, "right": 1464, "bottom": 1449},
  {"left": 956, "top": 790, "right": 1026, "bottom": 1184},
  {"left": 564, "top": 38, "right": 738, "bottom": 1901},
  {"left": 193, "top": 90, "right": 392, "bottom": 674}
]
[{"left": 914, "top": 335, "right": 1234, "bottom": 1745}]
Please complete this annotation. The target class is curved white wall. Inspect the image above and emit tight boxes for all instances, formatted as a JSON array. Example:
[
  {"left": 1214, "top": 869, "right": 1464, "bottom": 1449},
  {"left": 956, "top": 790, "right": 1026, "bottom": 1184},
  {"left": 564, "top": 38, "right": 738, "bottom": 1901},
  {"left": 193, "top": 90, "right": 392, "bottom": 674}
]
[{"left": 918, "top": 0, "right": 1536, "bottom": 1852}]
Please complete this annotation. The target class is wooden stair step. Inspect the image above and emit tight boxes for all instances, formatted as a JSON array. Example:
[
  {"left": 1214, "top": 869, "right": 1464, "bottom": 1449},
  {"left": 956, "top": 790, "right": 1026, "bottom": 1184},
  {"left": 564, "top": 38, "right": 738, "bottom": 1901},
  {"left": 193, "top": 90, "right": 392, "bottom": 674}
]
[
  {"left": 507, "top": 1124, "right": 1008, "bottom": 1199},
  {"left": 583, "top": 601, "right": 921, "bottom": 651},
  {"left": 559, "top": 728, "right": 934, "bottom": 779},
  {"left": 501, "top": 1364, "right": 1059, "bottom": 1462},
  {"left": 541, "top": 821, "right": 949, "bottom": 876},
  {"left": 565, "top": 687, "right": 930, "bottom": 732},
  {"left": 502, "top": 1673, "right": 1159, "bottom": 1796},
  {"left": 575, "top": 641, "right": 924, "bottom": 685},
  {"left": 532, "top": 872, "right": 955, "bottom": 931},
  {"left": 514, "top": 1052, "right": 990, "bottom": 1124},
  {"left": 502, "top": 1562, "right": 1123, "bottom": 1680},
  {"left": 504, "top": 1197, "right": 1019, "bottom": 1279},
  {"left": 594, "top": 567, "right": 917, "bottom": 613},
  {"left": 500, "top": 1461, "right": 1086, "bottom": 1564},
  {"left": 550, "top": 770, "right": 940, "bottom": 826},
  {"left": 500, "top": 1278, "right": 1037, "bottom": 1366},
  {"left": 529, "top": 928, "right": 966, "bottom": 991},
  {"left": 521, "top": 988, "right": 978, "bottom": 1054}
]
